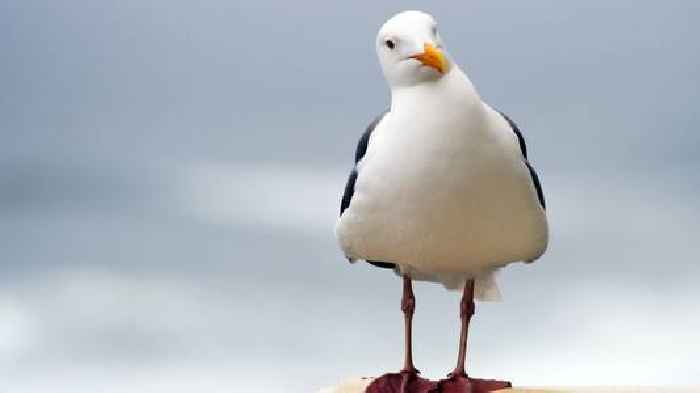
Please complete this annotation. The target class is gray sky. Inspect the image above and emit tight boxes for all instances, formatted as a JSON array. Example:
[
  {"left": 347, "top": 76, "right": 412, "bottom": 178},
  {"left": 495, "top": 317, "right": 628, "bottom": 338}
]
[{"left": 1, "top": 1, "right": 699, "bottom": 392}]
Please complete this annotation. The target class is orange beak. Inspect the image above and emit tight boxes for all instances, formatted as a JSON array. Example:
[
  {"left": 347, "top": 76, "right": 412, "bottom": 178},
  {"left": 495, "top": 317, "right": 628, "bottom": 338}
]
[{"left": 410, "top": 43, "right": 447, "bottom": 74}]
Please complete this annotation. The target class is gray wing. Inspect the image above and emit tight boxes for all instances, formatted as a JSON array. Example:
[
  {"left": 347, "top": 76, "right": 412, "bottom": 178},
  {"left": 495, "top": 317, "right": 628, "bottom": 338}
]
[
  {"left": 339, "top": 110, "right": 395, "bottom": 269},
  {"left": 498, "top": 111, "right": 546, "bottom": 210},
  {"left": 339, "top": 110, "right": 388, "bottom": 216}
]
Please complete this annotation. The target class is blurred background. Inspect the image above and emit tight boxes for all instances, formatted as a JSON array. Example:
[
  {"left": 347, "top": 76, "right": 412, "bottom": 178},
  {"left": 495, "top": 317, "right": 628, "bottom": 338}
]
[{"left": 2, "top": 1, "right": 699, "bottom": 392}]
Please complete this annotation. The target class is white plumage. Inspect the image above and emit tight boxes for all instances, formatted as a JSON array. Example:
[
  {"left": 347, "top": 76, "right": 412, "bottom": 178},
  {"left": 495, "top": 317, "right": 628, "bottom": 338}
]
[{"left": 336, "top": 11, "right": 548, "bottom": 300}]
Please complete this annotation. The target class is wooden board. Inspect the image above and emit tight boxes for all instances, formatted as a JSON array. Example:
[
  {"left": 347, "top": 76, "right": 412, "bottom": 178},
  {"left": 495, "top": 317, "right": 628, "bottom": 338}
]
[{"left": 319, "top": 378, "right": 699, "bottom": 393}]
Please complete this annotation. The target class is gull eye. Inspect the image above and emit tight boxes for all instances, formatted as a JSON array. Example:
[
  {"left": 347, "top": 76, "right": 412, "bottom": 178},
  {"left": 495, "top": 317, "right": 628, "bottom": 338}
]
[{"left": 385, "top": 39, "right": 395, "bottom": 50}]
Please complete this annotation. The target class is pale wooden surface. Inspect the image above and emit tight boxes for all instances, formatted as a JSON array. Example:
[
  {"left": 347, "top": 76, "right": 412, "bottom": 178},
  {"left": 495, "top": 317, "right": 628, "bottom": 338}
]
[
  {"left": 318, "top": 377, "right": 373, "bottom": 393},
  {"left": 318, "top": 378, "right": 699, "bottom": 393}
]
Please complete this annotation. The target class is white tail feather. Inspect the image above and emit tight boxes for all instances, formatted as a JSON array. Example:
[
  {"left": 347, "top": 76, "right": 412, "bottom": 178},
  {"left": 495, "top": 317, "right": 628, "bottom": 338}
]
[{"left": 394, "top": 265, "right": 502, "bottom": 301}]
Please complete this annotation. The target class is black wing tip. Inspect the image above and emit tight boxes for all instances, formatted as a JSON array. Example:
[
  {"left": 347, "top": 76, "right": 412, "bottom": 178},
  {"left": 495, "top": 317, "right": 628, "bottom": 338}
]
[
  {"left": 498, "top": 110, "right": 527, "bottom": 159},
  {"left": 367, "top": 260, "right": 397, "bottom": 269},
  {"left": 339, "top": 169, "right": 358, "bottom": 216},
  {"left": 498, "top": 109, "right": 545, "bottom": 210},
  {"left": 525, "top": 161, "right": 546, "bottom": 210},
  {"left": 354, "top": 110, "right": 389, "bottom": 164},
  {"left": 341, "top": 110, "right": 389, "bottom": 217}
]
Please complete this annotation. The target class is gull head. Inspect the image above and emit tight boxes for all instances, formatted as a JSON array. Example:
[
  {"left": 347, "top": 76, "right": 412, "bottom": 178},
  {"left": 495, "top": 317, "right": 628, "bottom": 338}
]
[{"left": 376, "top": 10, "right": 451, "bottom": 88}]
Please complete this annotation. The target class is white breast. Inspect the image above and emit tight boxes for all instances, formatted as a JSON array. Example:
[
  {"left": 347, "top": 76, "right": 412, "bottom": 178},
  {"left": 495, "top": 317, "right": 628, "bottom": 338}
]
[{"left": 336, "top": 68, "right": 548, "bottom": 283}]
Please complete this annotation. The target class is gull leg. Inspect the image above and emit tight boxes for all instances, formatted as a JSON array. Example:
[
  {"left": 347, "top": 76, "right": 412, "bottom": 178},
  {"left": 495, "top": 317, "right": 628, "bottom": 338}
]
[
  {"left": 451, "top": 279, "right": 475, "bottom": 377},
  {"left": 438, "top": 279, "right": 511, "bottom": 393},
  {"left": 366, "top": 276, "right": 436, "bottom": 393},
  {"left": 401, "top": 275, "right": 418, "bottom": 374}
]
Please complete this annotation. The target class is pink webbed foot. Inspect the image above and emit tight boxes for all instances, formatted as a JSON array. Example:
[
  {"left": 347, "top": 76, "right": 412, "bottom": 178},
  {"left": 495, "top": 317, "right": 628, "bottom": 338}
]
[
  {"left": 437, "top": 374, "right": 511, "bottom": 393},
  {"left": 365, "top": 370, "right": 436, "bottom": 393}
]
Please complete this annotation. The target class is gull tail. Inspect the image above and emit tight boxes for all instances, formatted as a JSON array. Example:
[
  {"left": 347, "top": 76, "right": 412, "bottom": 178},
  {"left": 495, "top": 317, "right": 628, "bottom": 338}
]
[{"left": 395, "top": 266, "right": 502, "bottom": 301}]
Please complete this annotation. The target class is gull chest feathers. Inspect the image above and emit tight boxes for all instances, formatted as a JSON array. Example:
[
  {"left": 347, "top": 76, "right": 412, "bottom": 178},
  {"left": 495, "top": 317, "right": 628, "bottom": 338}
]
[{"left": 343, "top": 71, "right": 545, "bottom": 281}]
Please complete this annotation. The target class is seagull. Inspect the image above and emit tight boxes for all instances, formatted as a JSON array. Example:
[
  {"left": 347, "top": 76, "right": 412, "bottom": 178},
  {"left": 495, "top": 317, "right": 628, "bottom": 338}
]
[{"left": 335, "top": 10, "right": 548, "bottom": 393}]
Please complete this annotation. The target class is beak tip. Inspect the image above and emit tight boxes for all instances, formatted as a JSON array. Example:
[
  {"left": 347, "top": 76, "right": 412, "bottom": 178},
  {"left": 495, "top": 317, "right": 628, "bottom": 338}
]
[{"left": 412, "top": 43, "right": 447, "bottom": 74}]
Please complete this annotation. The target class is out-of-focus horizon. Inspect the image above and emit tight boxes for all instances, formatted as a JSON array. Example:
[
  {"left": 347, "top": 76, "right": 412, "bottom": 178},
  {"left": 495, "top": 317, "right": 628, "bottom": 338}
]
[{"left": 2, "top": 1, "right": 699, "bottom": 392}]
